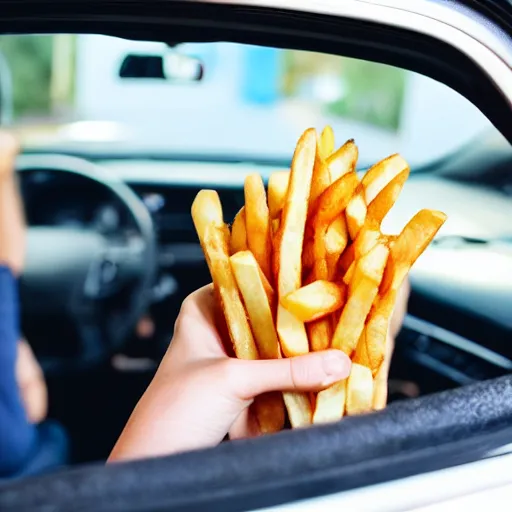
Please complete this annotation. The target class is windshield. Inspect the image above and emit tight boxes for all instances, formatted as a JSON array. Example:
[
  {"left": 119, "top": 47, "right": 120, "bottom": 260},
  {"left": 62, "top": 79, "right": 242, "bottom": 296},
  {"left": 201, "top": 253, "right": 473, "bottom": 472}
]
[{"left": 0, "top": 34, "right": 497, "bottom": 167}]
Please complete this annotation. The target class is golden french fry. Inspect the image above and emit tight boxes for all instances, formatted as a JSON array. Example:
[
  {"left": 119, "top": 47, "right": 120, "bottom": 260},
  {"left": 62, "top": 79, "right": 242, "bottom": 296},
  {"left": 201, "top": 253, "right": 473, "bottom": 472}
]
[
  {"left": 346, "top": 363, "right": 374, "bottom": 415},
  {"left": 311, "top": 172, "right": 359, "bottom": 280},
  {"left": 310, "top": 172, "right": 359, "bottom": 226},
  {"left": 367, "top": 168, "right": 409, "bottom": 226},
  {"left": 283, "top": 391, "right": 313, "bottom": 428},
  {"left": 312, "top": 379, "right": 346, "bottom": 424},
  {"left": 308, "top": 158, "right": 332, "bottom": 217},
  {"left": 245, "top": 173, "right": 272, "bottom": 282},
  {"left": 353, "top": 225, "right": 382, "bottom": 259},
  {"left": 318, "top": 125, "right": 335, "bottom": 160},
  {"left": 361, "top": 154, "right": 409, "bottom": 204},
  {"left": 343, "top": 261, "right": 355, "bottom": 285},
  {"left": 365, "top": 209, "right": 447, "bottom": 374},
  {"left": 372, "top": 359, "right": 389, "bottom": 410},
  {"left": 230, "top": 251, "right": 279, "bottom": 359},
  {"left": 192, "top": 190, "right": 258, "bottom": 360},
  {"left": 230, "top": 207, "right": 248, "bottom": 254},
  {"left": 332, "top": 243, "right": 389, "bottom": 356},
  {"left": 345, "top": 187, "right": 367, "bottom": 240},
  {"left": 325, "top": 216, "right": 348, "bottom": 280},
  {"left": 338, "top": 243, "right": 355, "bottom": 275},
  {"left": 308, "top": 126, "right": 336, "bottom": 217},
  {"left": 230, "top": 250, "right": 284, "bottom": 433},
  {"left": 307, "top": 319, "right": 332, "bottom": 352},
  {"left": 253, "top": 392, "right": 286, "bottom": 433},
  {"left": 327, "top": 139, "right": 358, "bottom": 182},
  {"left": 352, "top": 330, "right": 371, "bottom": 367},
  {"left": 274, "top": 128, "right": 316, "bottom": 357},
  {"left": 282, "top": 280, "right": 344, "bottom": 323},
  {"left": 268, "top": 171, "right": 290, "bottom": 219}
]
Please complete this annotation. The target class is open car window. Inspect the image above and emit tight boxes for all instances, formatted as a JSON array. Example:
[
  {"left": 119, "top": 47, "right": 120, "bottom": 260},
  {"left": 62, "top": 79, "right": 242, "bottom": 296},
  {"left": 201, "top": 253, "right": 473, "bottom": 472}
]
[{"left": 0, "top": 34, "right": 498, "bottom": 168}]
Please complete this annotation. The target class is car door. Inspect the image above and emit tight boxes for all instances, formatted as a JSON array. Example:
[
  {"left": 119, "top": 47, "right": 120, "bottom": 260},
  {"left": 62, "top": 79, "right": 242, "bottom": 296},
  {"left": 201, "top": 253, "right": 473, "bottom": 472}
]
[{"left": 1, "top": 0, "right": 512, "bottom": 511}]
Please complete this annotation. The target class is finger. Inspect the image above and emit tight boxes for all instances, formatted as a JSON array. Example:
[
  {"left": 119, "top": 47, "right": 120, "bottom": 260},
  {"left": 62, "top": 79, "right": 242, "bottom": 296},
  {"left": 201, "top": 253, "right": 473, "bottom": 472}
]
[
  {"left": 170, "top": 284, "right": 226, "bottom": 360},
  {"left": 177, "top": 284, "right": 216, "bottom": 325},
  {"left": 229, "top": 349, "right": 351, "bottom": 400}
]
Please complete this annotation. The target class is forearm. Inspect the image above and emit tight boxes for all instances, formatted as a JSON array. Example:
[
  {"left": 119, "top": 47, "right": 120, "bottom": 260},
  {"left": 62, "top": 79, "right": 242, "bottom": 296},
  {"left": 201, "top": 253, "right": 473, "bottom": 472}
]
[
  {"left": 0, "top": 133, "right": 25, "bottom": 276},
  {"left": 0, "top": 172, "right": 26, "bottom": 277}
]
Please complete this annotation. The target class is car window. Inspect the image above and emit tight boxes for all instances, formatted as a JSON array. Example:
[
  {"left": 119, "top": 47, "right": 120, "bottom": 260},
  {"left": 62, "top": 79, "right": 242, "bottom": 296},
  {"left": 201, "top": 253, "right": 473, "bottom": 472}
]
[{"left": 0, "top": 34, "right": 496, "bottom": 167}]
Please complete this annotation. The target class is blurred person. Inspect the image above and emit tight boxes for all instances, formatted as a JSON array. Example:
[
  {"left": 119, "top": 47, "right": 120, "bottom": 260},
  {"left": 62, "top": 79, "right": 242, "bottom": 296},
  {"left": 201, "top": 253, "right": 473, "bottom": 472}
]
[{"left": 0, "top": 132, "right": 68, "bottom": 479}]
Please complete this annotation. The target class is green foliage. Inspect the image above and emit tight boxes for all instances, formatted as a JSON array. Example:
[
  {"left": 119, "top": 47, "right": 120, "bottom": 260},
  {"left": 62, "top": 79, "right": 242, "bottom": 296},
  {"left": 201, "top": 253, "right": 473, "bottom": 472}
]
[
  {"left": 0, "top": 35, "right": 54, "bottom": 117},
  {"left": 281, "top": 50, "right": 407, "bottom": 131},
  {"left": 327, "top": 57, "right": 406, "bottom": 131}
]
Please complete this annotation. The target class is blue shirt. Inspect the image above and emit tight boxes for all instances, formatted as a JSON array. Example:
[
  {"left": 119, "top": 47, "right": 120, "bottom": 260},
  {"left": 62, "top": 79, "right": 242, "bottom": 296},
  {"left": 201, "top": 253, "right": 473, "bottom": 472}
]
[{"left": 0, "top": 266, "right": 37, "bottom": 477}]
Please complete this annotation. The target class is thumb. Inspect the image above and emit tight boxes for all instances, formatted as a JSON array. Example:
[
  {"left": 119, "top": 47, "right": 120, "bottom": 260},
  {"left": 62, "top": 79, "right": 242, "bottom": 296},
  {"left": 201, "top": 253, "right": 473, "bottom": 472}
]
[{"left": 231, "top": 350, "right": 351, "bottom": 400}]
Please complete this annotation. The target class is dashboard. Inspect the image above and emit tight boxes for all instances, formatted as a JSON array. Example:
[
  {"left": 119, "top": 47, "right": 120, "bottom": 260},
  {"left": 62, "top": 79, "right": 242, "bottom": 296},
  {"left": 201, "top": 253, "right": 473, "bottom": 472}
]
[{"left": 18, "top": 158, "right": 512, "bottom": 367}]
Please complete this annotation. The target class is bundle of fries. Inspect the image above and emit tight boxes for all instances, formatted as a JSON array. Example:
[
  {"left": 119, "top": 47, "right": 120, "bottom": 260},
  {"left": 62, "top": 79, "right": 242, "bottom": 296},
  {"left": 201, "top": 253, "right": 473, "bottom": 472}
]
[{"left": 192, "top": 127, "right": 447, "bottom": 433}]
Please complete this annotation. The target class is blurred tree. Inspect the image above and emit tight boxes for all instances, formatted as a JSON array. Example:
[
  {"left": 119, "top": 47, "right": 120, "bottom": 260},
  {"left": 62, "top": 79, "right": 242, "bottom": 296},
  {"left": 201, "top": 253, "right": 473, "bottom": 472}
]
[
  {"left": 0, "top": 35, "right": 54, "bottom": 118},
  {"left": 281, "top": 50, "right": 406, "bottom": 131}
]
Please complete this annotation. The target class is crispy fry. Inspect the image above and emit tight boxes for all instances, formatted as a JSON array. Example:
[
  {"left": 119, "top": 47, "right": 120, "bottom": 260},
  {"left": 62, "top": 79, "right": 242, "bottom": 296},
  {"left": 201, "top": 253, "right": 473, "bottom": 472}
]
[
  {"left": 230, "top": 207, "right": 248, "bottom": 254},
  {"left": 352, "top": 330, "right": 371, "bottom": 367},
  {"left": 253, "top": 392, "right": 286, "bottom": 433},
  {"left": 332, "top": 243, "right": 389, "bottom": 356},
  {"left": 338, "top": 244, "right": 355, "bottom": 275},
  {"left": 192, "top": 190, "right": 258, "bottom": 360},
  {"left": 313, "top": 379, "right": 346, "bottom": 424},
  {"left": 367, "top": 168, "right": 409, "bottom": 226},
  {"left": 346, "top": 363, "right": 373, "bottom": 415},
  {"left": 245, "top": 173, "right": 272, "bottom": 282},
  {"left": 361, "top": 154, "right": 409, "bottom": 204},
  {"left": 282, "top": 281, "right": 344, "bottom": 323},
  {"left": 230, "top": 250, "right": 284, "bottom": 433},
  {"left": 318, "top": 125, "right": 335, "bottom": 160},
  {"left": 311, "top": 172, "right": 359, "bottom": 280},
  {"left": 275, "top": 128, "right": 317, "bottom": 357},
  {"left": 308, "top": 159, "right": 332, "bottom": 217},
  {"left": 307, "top": 319, "right": 332, "bottom": 352},
  {"left": 283, "top": 391, "right": 313, "bottom": 428},
  {"left": 230, "top": 251, "right": 279, "bottom": 359},
  {"left": 327, "top": 139, "right": 358, "bottom": 182},
  {"left": 343, "top": 261, "right": 355, "bottom": 285},
  {"left": 353, "top": 225, "right": 382, "bottom": 260},
  {"left": 325, "top": 216, "right": 348, "bottom": 279},
  {"left": 365, "top": 209, "right": 447, "bottom": 374},
  {"left": 345, "top": 186, "right": 367, "bottom": 240},
  {"left": 268, "top": 171, "right": 290, "bottom": 219}
]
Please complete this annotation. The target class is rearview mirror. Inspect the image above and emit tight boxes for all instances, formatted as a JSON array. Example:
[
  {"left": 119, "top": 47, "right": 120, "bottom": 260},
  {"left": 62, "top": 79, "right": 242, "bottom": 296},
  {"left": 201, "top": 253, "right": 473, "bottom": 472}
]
[{"left": 119, "top": 52, "right": 204, "bottom": 82}]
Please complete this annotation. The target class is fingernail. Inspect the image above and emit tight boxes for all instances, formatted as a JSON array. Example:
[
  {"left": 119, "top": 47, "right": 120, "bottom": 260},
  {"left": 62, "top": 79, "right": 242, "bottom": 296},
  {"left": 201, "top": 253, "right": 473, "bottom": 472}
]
[{"left": 322, "top": 351, "right": 350, "bottom": 383}]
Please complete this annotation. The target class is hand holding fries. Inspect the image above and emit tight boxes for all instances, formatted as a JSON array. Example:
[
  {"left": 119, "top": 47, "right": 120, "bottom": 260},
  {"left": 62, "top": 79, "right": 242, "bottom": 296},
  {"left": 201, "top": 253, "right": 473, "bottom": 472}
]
[
  {"left": 192, "top": 126, "right": 447, "bottom": 433},
  {"left": 109, "top": 285, "right": 352, "bottom": 462}
]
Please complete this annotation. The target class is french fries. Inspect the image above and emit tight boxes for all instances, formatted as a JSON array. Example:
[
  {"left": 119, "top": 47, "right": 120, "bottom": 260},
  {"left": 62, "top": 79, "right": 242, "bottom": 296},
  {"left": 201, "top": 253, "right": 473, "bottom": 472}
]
[
  {"left": 268, "top": 171, "right": 289, "bottom": 220},
  {"left": 245, "top": 174, "right": 272, "bottom": 282},
  {"left": 192, "top": 126, "right": 446, "bottom": 433},
  {"left": 274, "top": 128, "right": 316, "bottom": 357},
  {"left": 230, "top": 207, "right": 248, "bottom": 254},
  {"left": 282, "top": 280, "right": 345, "bottom": 323}
]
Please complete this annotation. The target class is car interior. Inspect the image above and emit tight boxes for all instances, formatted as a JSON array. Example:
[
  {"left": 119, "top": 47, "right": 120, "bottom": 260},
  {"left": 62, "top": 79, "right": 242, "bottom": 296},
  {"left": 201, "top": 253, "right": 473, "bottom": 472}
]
[{"left": 1, "top": 1, "right": 512, "bottom": 511}]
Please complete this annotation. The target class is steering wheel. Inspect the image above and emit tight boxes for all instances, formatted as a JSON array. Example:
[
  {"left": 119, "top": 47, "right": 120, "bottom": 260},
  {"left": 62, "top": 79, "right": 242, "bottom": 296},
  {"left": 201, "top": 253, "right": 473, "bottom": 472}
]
[{"left": 17, "top": 154, "right": 157, "bottom": 374}]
